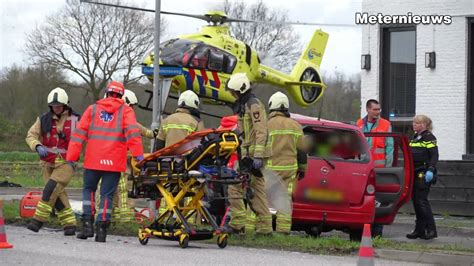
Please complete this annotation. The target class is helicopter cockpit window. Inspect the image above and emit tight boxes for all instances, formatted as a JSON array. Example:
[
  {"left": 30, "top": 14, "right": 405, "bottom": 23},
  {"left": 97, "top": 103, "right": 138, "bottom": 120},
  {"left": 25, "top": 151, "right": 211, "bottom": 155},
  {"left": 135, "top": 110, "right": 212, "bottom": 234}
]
[
  {"left": 189, "top": 46, "right": 209, "bottom": 69},
  {"left": 209, "top": 49, "right": 224, "bottom": 72},
  {"left": 208, "top": 48, "right": 237, "bottom": 74},
  {"left": 159, "top": 39, "right": 202, "bottom": 67}
]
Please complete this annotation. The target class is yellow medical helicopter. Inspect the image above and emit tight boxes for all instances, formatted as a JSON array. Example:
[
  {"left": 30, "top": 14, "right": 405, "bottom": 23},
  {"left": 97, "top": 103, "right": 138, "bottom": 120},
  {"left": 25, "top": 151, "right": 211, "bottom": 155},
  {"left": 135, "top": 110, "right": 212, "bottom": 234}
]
[
  {"left": 80, "top": 1, "right": 349, "bottom": 107},
  {"left": 141, "top": 10, "right": 329, "bottom": 107}
]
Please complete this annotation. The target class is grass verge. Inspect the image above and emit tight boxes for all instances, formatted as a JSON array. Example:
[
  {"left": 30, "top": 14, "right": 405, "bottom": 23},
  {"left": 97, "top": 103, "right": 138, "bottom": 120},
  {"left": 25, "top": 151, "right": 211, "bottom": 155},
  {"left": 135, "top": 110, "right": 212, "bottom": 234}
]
[
  {"left": 0, "top": 152, "right": 39, "bottom": 162},
  {"left": 3, "top": 200, "right": 473, "bottom": 256},
  {"left": 0, "top": 162, "right": 83, "bottom": 188}
]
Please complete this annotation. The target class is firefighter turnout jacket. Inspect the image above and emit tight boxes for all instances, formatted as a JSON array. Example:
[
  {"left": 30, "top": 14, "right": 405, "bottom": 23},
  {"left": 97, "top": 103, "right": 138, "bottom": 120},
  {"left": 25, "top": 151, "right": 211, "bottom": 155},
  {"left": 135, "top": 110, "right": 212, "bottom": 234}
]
[
  {"left": 236, "top": 93, "right": 270, "bottom": 159},
  {"left": 156, "top": 108, "right": 205, "bottom": 147},
  {"left": 26, "top": 110, "right": 79, "bottom": 165},
  {"left": 267, "top": 111, "right": 307, "bottom": 172}
]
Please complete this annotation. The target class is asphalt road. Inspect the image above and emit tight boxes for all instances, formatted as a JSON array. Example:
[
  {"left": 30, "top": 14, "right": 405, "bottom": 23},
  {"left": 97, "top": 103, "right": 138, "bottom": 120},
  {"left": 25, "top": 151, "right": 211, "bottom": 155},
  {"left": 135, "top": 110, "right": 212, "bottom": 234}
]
[{"left": 0, "top": 226, "right": 427, "bottom": 266}]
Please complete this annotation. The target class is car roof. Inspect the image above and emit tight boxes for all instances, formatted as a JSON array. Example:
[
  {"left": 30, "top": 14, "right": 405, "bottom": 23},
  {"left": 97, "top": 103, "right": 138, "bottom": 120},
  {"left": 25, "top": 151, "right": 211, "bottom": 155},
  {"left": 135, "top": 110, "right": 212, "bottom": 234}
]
[{"left": 290, "top": 113, "right": 360, "bottom": 131}]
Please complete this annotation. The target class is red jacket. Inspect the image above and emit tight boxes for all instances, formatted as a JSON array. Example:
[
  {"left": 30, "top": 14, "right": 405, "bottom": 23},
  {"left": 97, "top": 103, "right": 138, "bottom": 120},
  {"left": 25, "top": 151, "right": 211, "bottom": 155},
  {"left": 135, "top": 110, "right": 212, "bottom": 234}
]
[
  {"left": 219, "top": 115, "right": 238, "bottom": 169},
  {"left": 66, "top": 98, "right": 143, "bottom": 172}
]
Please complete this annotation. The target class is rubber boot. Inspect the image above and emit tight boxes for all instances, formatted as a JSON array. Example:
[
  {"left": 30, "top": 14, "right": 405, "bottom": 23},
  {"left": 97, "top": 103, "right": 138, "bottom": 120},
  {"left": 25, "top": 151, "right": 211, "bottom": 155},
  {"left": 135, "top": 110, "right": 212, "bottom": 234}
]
[
  {"left": 26, "top": 219, "right": 43, "bottom": 233},
  {"left": 95, "top": 222, "right": 108, "bottom": 243},
  {"left": 76, "top": 219, "right": 94, "bottom": 239}
]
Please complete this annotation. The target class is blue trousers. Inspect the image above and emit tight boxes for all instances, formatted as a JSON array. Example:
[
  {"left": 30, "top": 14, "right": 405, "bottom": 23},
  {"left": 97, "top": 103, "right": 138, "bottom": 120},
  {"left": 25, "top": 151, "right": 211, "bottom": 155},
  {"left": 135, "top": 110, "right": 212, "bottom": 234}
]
[{"left": 82, "top": 169, "right": 120, "bottom": 223}]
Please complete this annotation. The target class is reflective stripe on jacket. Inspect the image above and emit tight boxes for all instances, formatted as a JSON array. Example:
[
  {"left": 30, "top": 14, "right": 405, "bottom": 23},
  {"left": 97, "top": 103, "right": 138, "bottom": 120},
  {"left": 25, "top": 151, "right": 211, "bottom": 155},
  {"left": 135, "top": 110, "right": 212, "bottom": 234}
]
[
  {"left": 26, "top": 112, "right": 79, "bottom": 164},
  {"left": 266, "top": 112, "right": 306, "bottom": 171},
  {"left": 156, "top": 108, "right": 205, "bottom": 147},
  {"left": 356, "top": 117, "right": 391, "bottom": 168},
  {"left": 237, "top": 97, "right": 270, "bottom": 158},
  {"left": 66, "top": 97, "right": 143, "bottom": 172}
]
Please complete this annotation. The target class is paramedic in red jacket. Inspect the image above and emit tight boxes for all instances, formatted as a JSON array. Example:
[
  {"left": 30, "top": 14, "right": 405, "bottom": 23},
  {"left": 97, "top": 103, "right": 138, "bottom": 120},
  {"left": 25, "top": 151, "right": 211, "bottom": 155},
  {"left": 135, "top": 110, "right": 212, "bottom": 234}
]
[{"left": 66, "top": 81, "right": 144, "bottom": 243}]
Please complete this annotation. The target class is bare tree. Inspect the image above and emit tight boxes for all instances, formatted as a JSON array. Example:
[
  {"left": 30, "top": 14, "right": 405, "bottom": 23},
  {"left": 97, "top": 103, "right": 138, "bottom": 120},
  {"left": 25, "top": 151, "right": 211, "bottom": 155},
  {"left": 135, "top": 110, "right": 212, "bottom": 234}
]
[
  {"left": 221, "top": 0, "right": 301, "bottom": 72},
  {"left": 26, "top": 0, "right": 164, "bottom": 101}
]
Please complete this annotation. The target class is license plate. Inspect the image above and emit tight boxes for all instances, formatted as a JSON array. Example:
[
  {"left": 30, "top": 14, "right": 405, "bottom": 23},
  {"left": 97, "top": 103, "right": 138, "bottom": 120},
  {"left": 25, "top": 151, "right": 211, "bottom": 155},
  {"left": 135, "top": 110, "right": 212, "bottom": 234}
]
[{"left": 304, "top": 188, "right": 343, "bottom": 203}]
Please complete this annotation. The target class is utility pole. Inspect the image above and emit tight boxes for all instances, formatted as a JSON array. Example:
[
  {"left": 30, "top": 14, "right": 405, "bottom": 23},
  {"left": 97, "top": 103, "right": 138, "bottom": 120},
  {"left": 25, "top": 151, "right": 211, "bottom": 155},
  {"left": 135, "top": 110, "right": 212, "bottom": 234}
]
[{"left": 151, "top": 0, "right": 162, "bottom": 137}]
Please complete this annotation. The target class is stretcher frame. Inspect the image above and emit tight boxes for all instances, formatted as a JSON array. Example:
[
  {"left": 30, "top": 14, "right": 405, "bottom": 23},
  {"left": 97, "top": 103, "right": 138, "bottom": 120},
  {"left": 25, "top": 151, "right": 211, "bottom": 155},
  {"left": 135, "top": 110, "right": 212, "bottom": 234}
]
[{"left": 130, "top": 129, "right": 242, "bottom": 248}]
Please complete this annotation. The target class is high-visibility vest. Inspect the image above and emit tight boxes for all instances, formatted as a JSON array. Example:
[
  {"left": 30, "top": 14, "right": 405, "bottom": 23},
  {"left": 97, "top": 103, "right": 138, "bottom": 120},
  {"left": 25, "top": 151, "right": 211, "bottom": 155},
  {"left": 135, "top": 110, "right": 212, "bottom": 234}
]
[
  {"left": 40, "top": 113, "right": 79, "bottom": 163},
  {"left": 357, "top": 117, "right": 391, "bottom": 168}
]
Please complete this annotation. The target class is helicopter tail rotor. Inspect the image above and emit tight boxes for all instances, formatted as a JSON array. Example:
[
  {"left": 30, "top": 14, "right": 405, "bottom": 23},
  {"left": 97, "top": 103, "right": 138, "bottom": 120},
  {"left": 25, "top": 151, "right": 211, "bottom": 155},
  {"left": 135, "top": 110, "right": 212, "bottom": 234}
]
[{"left": 287, "top": 30, "right": 329, "bottom": 105}]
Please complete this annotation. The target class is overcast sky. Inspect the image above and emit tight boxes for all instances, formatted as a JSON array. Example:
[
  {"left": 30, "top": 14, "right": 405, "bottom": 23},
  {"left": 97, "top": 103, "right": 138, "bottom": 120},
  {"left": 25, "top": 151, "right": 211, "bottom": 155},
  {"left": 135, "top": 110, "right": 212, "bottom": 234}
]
[{"left": 0, "top": 0, "right": 362, "bottom": 76}]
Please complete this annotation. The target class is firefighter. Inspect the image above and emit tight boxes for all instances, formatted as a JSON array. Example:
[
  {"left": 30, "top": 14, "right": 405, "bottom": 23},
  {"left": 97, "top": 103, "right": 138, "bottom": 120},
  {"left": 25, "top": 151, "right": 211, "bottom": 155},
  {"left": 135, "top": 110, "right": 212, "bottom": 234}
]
[
  {"left": 154, "top": 90, "right": 205, "bottom": 149},
  {"left": 67, "top": 81, "right": 144, "bottom": 242},
  {"left": 266, "top": 92, "right": 307, "bottom": 234},
  {"left": 356, "top": 99, "right": 394, "bottom": 237},
  {"left": 406, "top": 114, "right": 438, "bottom": 240},
  {"left": 154, "top": 90, "right": 205, "bottom": 215},
  {"left": 25, "top": 87, "right": 79, "bottom": 236},
  {"left": 224, "top": 73, "right": 272, "bottom": 236},
  {"left": 102, "top": 89, "right": 157, "bottom": 223}
]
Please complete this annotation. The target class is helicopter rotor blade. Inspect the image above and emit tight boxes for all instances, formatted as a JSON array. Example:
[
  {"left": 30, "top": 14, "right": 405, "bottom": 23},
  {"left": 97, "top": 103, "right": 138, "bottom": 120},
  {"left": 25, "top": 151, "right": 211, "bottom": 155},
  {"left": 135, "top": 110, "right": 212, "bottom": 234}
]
[
  {"left": 80, "top": 0, "right": 356, "bottom": 27},
  {"left": 225, "top": 17, "right": 356, "bottom": 27},
  {"left": 80, "top": 0, "right": 209, "bottom": 21}
]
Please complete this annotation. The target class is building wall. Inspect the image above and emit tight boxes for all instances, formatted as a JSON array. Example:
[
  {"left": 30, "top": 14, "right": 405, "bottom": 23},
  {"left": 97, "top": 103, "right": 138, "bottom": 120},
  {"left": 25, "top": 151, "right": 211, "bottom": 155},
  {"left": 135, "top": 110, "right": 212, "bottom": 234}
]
[{"left": 361, "top": 0, "right": 474, "bottom": 160}]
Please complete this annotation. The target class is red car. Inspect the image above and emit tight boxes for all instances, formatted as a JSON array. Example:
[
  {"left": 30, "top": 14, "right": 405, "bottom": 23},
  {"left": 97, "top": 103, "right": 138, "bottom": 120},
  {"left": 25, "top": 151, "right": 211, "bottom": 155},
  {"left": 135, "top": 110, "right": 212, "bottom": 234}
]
[{"left": 290, "top": 114, "right": 414, "bottom": 240}]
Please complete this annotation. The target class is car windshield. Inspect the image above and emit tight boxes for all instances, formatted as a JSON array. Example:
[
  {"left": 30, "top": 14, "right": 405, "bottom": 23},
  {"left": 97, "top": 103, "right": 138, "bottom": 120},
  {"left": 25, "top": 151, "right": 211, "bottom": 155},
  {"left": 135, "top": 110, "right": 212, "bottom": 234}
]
[{"left": 304, "top": 127, "right": 369, "bottom": 163}]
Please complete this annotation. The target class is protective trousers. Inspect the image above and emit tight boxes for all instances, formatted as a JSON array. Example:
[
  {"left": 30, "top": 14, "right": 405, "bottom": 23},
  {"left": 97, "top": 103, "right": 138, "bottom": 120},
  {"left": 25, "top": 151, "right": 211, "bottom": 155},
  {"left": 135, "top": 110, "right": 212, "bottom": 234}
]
[
  {"left": 97, "top": 173, "right": 135, "bottom": 223},
  {"left": 228, "top": 174, "right": 272, "bottom": 234},
  {"left": 82, "top": 169, "right": 120, "bottom": 223},
  {"left": 273, "top": 169, "right": 296, "bottom": 234},
  {"left": 34, "top": 163, "right": 76, "bottom": 228},
  {"left": 412, "top": 171, "right": 436, "bottom": 234}
]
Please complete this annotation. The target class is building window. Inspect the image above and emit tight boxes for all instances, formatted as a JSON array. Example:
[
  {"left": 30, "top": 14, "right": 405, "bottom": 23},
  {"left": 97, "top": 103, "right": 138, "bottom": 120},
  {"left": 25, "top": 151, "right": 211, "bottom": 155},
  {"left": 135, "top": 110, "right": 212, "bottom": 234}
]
[{"left": 381, "top": 27, "right": 416, "bottom": 133}]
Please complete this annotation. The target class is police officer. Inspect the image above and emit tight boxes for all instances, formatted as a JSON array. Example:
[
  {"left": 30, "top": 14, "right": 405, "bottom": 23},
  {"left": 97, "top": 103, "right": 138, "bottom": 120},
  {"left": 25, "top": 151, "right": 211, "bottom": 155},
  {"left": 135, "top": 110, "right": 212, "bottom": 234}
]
[
  {"left": 67, "top": 81, "right": 144, "bottom": 242},
  {"left": 25, "top": 87, "right": 79, "bottom": 236},
  {"left": 266, "top": 92, "right": 307, "bottom": 234},
  {"left": 154, "top": 90, "right": 205, "bottom": 150},
  {"left": 406, "top": 114, "right": 438, "bottom": 240},
  {"left": 225, "top": 73, "right": 272, "bottom": 236}
]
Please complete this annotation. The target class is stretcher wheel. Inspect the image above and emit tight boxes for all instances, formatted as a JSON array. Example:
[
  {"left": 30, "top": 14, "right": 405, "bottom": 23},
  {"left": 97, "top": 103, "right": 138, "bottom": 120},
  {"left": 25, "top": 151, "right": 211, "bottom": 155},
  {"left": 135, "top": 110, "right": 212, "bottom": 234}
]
[
  {"left": 217, "top": 234, "right": 228, "bottom": 249},
  {"left": 139, "top": 237, "right": 149, "bottom": 245},
  {"left": 179, "top": 234, "right": 189, "bottom": 248}
]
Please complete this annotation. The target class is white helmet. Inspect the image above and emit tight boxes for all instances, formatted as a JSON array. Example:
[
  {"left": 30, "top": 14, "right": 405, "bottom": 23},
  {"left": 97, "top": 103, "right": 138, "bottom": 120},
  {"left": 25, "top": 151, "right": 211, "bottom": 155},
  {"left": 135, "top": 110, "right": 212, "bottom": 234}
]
[
  {"left": 268, "top": 91, "right": 289, "bottom": 111},
  {"left": 122, "top": 89, "right": 138, "bottom": 106},
  {"left": 225, "top": 73, "right": 251, "bottom": 94},
  {"left": 47, "top": 87, "right": 69, "bottom": 106},
  {"left": 178, "top": 90, "right": 200, "bottom": 110}
]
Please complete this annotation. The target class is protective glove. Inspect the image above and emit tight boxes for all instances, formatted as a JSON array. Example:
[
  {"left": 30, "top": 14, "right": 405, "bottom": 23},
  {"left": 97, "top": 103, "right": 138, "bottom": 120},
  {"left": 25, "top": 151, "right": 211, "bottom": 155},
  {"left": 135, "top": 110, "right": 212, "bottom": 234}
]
[
  {"left": 425, "top": 170, "right": 434, "bottom": 183},
  {"left": 297, "top": 171, "right": 306, "bottom": 181},
  {"left": 135, "top": 155, "right": 145, "bottom": 162},
  {"left": 35, "top": 145, "right": 48, "bottom": 158},
  {"left": 153, "top": 128, "right": 159, "bottom": 138},
  {"left": 252, "top": 158, "right": 263, "bottom": 170},
  {"left": 67, "top": 160, "right": 76, "bottom": 171}
]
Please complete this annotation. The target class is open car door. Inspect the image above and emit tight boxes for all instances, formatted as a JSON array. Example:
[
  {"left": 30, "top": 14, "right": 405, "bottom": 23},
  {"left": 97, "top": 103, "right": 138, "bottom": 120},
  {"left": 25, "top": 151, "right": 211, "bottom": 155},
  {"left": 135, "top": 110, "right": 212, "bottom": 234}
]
[{"left": 364, "top": 132, "right": 414, "bottom": 225}]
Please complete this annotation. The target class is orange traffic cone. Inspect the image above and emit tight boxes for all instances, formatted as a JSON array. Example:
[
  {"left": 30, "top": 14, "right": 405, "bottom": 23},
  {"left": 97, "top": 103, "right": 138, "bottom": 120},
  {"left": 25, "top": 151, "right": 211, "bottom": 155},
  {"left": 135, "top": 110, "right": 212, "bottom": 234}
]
[
  {"left": 357, "top": 224, "right": 374, "bottom": 266},
  {"left": 0, "top": 199, "right": 13, "bottom": 249}
]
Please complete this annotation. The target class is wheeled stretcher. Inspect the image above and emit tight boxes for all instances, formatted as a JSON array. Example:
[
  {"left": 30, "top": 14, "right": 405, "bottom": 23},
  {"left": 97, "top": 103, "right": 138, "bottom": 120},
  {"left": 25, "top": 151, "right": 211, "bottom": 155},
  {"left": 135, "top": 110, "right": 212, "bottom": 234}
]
[{"left": 129, "top": 129, "right": 244, "bottom": 248}]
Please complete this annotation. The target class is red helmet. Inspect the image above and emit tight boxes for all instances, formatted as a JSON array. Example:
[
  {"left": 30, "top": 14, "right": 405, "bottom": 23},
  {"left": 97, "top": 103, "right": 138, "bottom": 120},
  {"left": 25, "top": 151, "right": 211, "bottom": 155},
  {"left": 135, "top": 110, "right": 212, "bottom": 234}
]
[{"left": 105, "top": 81, "right": 125, "bottom": 97}]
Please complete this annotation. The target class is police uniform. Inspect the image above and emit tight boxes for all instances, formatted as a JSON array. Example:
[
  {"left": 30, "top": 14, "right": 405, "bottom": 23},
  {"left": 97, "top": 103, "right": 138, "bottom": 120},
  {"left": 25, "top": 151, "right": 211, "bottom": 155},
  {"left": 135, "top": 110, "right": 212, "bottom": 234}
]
[{"left": 408, "top": 130, "right": 439, "bottom": 239}]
